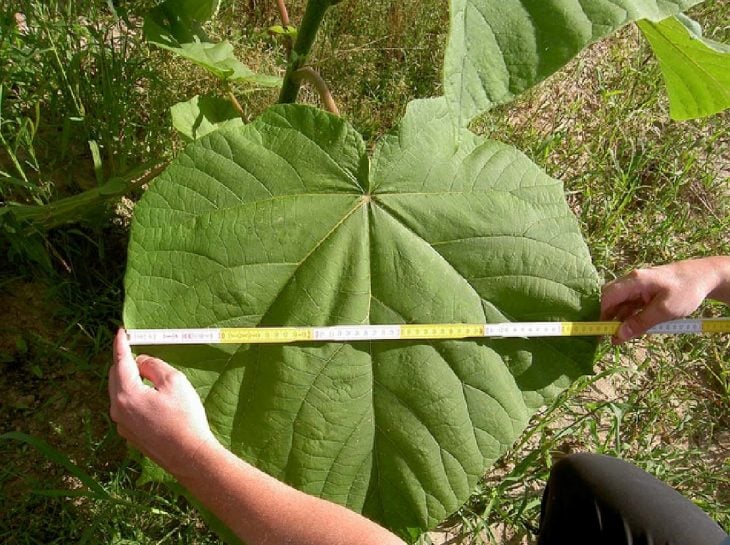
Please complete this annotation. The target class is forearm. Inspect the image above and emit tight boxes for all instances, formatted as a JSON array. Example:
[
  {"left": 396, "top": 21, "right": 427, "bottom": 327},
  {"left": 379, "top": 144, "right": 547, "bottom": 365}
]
[
  {"left": 704, "top": 256, "right": 730, "bottom": 305},
  {"left": 174, "top": 439, "right": 406, "bottom": 545}
]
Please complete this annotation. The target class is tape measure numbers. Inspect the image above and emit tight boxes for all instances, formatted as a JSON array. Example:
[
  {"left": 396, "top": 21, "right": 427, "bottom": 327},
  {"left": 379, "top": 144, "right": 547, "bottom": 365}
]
[{"left": 126, "top": 318, "right": 730, "bottom": 345}]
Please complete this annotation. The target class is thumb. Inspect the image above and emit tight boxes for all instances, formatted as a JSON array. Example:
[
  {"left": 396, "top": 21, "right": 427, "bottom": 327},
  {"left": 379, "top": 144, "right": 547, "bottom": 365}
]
[
  {"left": 615, "top": 297, "right": 671, "bottom": 343},
  {"left": 136, "top": 355, "right": 181, "bottom": 389}
]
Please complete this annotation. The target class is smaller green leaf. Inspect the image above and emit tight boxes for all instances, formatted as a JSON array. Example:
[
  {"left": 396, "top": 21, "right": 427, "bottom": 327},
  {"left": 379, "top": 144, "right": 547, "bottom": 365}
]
[
  {"left": 173, "top": 40, "right": 282, "bottom": 85},
  {"left": 170, "top": 94, "right": 244, "bottom": 142},
  {"left": 168, "top": 0, "right": 220, "bottom": 22},
  {"left": 638, "top": 15, "right": 730, "bottom": 120},
  {"left": 143, "top": 0, "right": 220, "bottom": 46},
  {"left": 143, "top": 0, "right": 281, "bottom": 87},
  {"left": 268, "top": 25, "right": 298, "bottom": 38}
]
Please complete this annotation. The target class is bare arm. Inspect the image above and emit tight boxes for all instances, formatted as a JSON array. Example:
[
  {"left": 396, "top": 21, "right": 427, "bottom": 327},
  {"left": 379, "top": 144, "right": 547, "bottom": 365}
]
[
  {"left": 109, "top": 330, "right": 405, "bottom": 545},
  {"left": 601, "top": 256, "right": 730, "bottom": 343},
  {"left": 706, "top": 256, "right": 730, "bottom": 304}
]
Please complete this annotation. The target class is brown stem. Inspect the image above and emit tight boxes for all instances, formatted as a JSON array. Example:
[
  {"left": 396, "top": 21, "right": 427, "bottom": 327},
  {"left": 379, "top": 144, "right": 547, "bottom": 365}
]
[
  {"left": 128, "top": 162, "right": 168, "bottom": 189},
  {"left": 227, "top": 91, "right": 245, "bottom": 117},
  {"left": 293, "top": 67, "right": 339, "bottom": 115},
  {"left": 276, "top": 0, "right": 290, "bottom": 26},
  {"left": 276, "top": 0, "right": 292, "bottom": 54}
]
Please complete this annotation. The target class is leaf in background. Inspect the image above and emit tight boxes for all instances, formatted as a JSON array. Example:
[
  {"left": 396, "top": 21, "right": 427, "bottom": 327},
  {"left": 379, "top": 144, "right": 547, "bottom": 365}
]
[
  {"left": 123, "top": 101, "right": 599, "bottom": 538},
  {"left": 638, "top": 14, "right": 730, "bottom": 120},
  {"left": 143, "top": 0, "right": 220, "bottom": 46},
  {"left": 268, "top": 24, "right": 298, "bottom": 39},
  {"left": 171, "top": 94, "right": 244, "bottom": 142},
  {"left": 143, "top": 0, "right": 281, "bottom": 86},
  {"left": 444, "top": 0, "right": 703, "bottom": 128},
  {"left": 174, "top": 41, "right": 282, "bottom": 85}
]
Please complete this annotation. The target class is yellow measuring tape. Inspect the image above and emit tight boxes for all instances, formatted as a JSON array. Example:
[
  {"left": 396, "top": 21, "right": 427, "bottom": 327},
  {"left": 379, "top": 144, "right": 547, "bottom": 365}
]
[{"left": 126, "top": 318, "right": 730, "bottom": 345}]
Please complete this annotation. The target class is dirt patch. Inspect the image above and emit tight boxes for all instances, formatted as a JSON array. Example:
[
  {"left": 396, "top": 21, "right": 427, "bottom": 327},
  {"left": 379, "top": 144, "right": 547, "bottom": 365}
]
[
  {"left": 0, "top": 281, "right": 59, "bottom": 356},
  {"left": 0, "top": 282, "right": 123, "bottom": 507},
  {"left": 427, "top": 523, "right": 530, "bottom": 545}
]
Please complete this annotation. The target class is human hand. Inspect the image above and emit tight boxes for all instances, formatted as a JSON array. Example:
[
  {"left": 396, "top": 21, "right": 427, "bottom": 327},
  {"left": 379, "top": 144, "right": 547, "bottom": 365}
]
[
  {"left": 109, "top": 329, "right": 218, "bottom": 474},
  {"left": 600, "top": 258, "right": 723, "bottom": 344}
]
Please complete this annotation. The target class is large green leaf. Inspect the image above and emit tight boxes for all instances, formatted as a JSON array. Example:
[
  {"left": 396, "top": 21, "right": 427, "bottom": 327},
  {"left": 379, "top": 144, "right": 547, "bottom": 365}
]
[
  {"left": 638, "top": 14, "right": 730, "bottom": 120},
  {"left": 445, "top": 0, "right": 703, "bottom": 127},
  {"left": 123, "top": 101, "right": 599, "bottom": 538}
]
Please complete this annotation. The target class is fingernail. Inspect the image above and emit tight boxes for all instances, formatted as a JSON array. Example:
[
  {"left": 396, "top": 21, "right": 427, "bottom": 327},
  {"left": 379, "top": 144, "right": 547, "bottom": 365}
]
[{"left": 618, "top": 323, "right": 634, "bottom": 341}]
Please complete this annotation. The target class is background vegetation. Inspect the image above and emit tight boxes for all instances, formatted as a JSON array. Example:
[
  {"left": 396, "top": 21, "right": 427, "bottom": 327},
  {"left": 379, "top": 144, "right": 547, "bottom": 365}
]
[{"left": 1, "top": 0, "right": 727, "bottom": 543}]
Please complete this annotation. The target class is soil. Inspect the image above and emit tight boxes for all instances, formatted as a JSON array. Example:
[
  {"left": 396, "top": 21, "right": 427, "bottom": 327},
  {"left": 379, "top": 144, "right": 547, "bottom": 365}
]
[{"left": 0, "top": 281, "right": 124, "bottom": 508}]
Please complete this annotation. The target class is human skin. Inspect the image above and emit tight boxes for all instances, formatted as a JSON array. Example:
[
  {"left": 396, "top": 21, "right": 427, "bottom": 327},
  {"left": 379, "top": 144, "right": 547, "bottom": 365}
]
[
  {"left": 601, "top": 256, "right": 730, "bottom": 343},
  {"left": 109, "top": 329, "right": 406, "bottom": 545}
]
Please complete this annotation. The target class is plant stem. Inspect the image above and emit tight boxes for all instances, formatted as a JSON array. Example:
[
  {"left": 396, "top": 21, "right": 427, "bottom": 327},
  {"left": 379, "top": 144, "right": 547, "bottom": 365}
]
[
  {"left": 293, "top": 67, "right": 339, "bottom": 115},
  {"left": 278, "top": 0, "right": 332, "bottom": 104},
  {"left": 276, "top": 0, "right": 292, "bottom": 53},
  {"left": 276, "top": 0, "right": 290, "bottom": 27},
  {"left": 6, "top": 162, "right": 167, "bottom": 232},
  {"left": 227, "top": 91, "right": 245, "bottom": 117},
  {"left": 276, "top": 0, "right": 293, "bottom": 54}
]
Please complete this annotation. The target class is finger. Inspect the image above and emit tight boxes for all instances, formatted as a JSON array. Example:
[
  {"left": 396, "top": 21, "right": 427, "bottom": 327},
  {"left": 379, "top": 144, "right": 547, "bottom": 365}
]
[
  {"left": 110, "top": 329, "right": 142, "bottom": 395},
  {"left": 614, "top": 301, "right": 643, "bottom": 322},
  {"left": 601, "top": 298, "right": 640, "bottom": 321},
  {"left": 601, "top": 276, "right": 646, "bottom": 320},
  {"left": 604, "top": 304, "right": 639, "bottom": 344},
  {"left": 615, "top": 296, "right": 672, "bottom": 343},
  {"left": 136, "top": 355, "right": 180, "bottom": 390}
]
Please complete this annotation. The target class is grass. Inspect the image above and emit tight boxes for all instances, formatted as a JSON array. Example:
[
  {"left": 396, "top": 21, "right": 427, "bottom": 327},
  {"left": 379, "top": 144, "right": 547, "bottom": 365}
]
[
  {"left": 1, "top": 1, "right": 173, "bottom": 191},
  {"left": 1, "top": 0, "right": 728, "bottom": 543}
]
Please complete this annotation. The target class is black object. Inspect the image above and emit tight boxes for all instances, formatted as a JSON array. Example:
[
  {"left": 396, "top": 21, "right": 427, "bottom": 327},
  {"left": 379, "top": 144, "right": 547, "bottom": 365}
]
[{"left": 538, "top": 453, "right": 728, "bottom": 545}]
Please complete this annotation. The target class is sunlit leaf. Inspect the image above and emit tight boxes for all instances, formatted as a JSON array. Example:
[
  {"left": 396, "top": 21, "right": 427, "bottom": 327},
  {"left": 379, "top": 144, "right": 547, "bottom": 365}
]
[
  {"left": 638, "top": 14, "right": 730, "bottom": 120},
  {"left": 445, "top": 0, "right": 703, "bottom": 127},
  {"left": 143, "top": 0, "right": 220, "bottom": 46},
  {"left": 143, "top": 0, "right": 281, "bottom": 86},
  {"left": 124, "top": 101, "right": 599, "bottom": 538}
]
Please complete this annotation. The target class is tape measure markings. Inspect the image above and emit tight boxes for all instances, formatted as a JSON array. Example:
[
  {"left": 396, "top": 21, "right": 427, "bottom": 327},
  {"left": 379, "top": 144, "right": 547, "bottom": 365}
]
[
  {"left": 702, "top": 319, "right": 730, "bottom": 333},
  {"left": 126, "top": 318, "right": 730, "bottom": 345}
]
